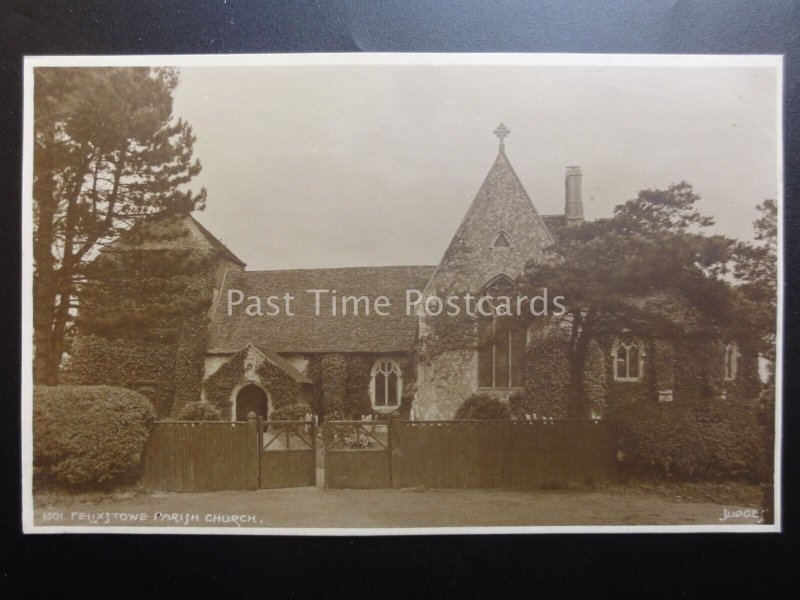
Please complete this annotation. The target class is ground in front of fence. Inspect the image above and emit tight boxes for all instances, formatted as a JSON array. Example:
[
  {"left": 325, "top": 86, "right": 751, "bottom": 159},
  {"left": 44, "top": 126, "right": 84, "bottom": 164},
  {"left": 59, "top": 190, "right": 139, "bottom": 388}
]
[{"left": 33, "top": 482, "right": 765, "bottom": 528}]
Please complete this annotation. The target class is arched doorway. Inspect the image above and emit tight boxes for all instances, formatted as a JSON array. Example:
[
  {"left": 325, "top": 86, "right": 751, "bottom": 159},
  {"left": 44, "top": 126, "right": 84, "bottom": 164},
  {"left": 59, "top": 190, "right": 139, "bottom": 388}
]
[{"left": 235, "top": 384, "right": 269, "bottom": 421}]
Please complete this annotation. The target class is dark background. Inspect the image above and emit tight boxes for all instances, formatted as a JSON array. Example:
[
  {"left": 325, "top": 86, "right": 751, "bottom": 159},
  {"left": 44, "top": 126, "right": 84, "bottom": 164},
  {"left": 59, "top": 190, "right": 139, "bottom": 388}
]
[{"left": 1, "top": 1, "right": 797, "bottom": 597}]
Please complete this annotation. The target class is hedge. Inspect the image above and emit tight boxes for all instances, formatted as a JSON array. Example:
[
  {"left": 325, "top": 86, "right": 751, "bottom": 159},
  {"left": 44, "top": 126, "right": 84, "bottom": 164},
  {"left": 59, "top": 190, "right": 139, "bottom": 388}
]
[
  {"left": 33, "top": 385, "right": 156, "bottom": 489},
  {"left": 614, "top": 398, "right": 768, "bottom": 481}
]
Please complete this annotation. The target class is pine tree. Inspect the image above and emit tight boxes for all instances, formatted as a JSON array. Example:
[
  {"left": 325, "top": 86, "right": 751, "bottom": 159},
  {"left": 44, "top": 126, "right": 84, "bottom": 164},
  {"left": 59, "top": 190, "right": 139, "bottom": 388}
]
[
  {"left": 525, "top": 183, "right": 750, "bottom": 416},
  {"left": 33, "top": 67, "right": 207, "bottom": 384}
]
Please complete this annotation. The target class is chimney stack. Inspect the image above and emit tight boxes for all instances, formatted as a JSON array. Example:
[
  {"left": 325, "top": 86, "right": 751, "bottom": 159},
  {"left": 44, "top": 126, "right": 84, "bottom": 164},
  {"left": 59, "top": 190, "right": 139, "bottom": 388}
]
[{"left": 565, "top": 166, "right": 584, "bottom": 225}]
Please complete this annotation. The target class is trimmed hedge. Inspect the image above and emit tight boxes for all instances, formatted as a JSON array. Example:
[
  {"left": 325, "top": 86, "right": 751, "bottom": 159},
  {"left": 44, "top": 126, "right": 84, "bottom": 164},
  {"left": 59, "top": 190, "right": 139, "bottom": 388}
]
[
  {"left": 614, "top": 398, "right": 768, "bottom": 481},
  {"left": 454, "top": 393, "right": 511, "bottom": 420},
  {"left": 33, "top": 385, "right": 156, "bottom": 489},
  {"left": 177, "top": 401, "right": 223, "bottom": 421}
]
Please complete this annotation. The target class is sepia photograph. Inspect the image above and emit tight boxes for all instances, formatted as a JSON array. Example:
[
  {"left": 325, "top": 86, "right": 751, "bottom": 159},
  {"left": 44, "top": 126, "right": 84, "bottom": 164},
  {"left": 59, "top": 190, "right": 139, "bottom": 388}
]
[{"left": 22, "top": 53, "right": 782, "bottom": 534}]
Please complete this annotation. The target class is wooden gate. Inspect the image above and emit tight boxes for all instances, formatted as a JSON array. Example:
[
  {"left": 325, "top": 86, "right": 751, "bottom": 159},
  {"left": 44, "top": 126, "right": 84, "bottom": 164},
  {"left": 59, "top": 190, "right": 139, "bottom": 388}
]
[
  {"left": 323, "top": 420, "right": 391, "bottom": 489},
  {"left": 259, "top": 419, "right": 317, "bottom": 488}
]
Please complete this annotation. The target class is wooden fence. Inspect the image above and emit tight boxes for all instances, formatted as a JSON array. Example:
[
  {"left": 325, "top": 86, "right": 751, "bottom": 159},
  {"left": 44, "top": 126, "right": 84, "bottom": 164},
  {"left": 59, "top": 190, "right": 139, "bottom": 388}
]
[
  {"left": 141, "top": 416, "right": 617, "bottom": 492},
  {"left": 140, "top": 420, "right": 259, "bottom": 492},
  {"left": 324, "top": 419, "right": 616, "bottom": 490},
  {"left": 391, "top": 420, "right": 616, "bottom": 489}
]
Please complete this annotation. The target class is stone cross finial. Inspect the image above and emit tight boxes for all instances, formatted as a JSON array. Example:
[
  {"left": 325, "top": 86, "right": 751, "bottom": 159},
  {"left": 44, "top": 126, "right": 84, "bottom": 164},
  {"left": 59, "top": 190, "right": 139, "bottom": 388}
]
[{"left": 493, "top": 122, "right": 510, "bottom": 152}]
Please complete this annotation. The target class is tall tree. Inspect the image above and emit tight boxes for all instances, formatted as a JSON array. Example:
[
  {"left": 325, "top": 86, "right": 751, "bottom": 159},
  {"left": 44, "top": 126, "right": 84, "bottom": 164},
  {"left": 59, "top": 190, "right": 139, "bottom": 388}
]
[
  {"left": 33, "top": 67, "right": 206, "bottom": 384},
  {"left": 732, "top": 199, "right": 778, "bottom": 364},
  {"left": 525, "top": 183, "right": 745, "bottom": 416}
]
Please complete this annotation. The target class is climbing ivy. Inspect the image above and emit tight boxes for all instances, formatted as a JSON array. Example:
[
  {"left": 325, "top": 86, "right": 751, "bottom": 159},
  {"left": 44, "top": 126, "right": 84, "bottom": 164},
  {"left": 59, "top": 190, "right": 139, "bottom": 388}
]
[
  {"left": 202, "top": 348, "right": 248, "bottom": 419},
  {"left": 68, "top": 214, "right": 215, "bottom": 418},
  {"left": 255, "top": 359, "right": 301, "bottom": 410}
]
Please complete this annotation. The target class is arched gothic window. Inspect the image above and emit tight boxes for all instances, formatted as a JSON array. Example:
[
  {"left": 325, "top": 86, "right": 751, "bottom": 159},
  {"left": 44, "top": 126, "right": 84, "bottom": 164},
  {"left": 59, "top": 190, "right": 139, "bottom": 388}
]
[
  {"left": 490, "top": 231, "right": 512, "bottom": 249},
  {"left": 478, "top": 275, "right": 526, "bottom": 389},
  {"left": 370, "top": 359, "right": 402, "bottom": 411},
  {"left": 612, "top": 334, "right": 645, "bottom": 382},
  {"left": 724, "top": 343, "right": 738, "bottom": 381}
]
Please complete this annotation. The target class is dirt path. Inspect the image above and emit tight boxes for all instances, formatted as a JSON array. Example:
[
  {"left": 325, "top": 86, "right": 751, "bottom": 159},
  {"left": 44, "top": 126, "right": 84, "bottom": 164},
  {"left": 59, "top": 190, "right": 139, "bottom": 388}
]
[{"left": 34, "top": 486, "right": 766, "bottom": 529}]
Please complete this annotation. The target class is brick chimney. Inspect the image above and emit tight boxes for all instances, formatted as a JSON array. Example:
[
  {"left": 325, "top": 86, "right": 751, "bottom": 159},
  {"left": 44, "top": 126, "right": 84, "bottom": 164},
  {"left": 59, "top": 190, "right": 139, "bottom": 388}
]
[{"left": 565, "top": 166, "right": 584, "bottom": 225}]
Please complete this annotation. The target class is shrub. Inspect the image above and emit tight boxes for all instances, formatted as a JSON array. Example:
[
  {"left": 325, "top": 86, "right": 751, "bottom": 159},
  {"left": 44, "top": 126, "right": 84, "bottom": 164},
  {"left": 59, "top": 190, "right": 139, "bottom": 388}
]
[
  {"left": 614, "top": 398, "right": 768, "bottom": 481},
  {"left": 270, "top": 404, "right": 311, "bottom": 421},
  {"left": 177, "top": 401, "right": 223, "bottom": 421},
  {"left": 454, "top": 393, "right": 511, "bottom": 420},
  {"left": 508, "top": 391, "right": 532, "bottom": 419},
  {"left": 33, "top": 385, "right": 156, "bottom": 489}
]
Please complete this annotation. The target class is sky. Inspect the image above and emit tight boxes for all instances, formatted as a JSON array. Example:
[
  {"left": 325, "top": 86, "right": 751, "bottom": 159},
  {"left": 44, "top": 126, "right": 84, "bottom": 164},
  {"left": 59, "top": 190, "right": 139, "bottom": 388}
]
[{"left": 171, "top": 61, "right": 780, "bottom": 271}]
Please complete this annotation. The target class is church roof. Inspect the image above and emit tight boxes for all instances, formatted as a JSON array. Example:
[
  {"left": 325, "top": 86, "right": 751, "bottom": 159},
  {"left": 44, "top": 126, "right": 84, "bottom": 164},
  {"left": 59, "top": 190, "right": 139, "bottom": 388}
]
[
  {"left": 207, "top": 265, "right": 435, "bottom": 354},
  {"left": 540, "top": 214, "right": 566, "bottom": 239},
  {"left": 109, "top": 212, "right": 247, "bottom": 267},
  {"left": 189, "top": 215, "right": 247, "bottom": 267}
]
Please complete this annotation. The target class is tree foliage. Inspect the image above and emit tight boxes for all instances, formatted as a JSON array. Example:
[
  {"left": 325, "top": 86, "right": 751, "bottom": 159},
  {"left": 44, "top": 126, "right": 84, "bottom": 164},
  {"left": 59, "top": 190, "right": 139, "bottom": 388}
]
[
  {"left": 525, "top": 182, "right": 755, "bottom": 414},
  {"left": 732, "top": 199, "right": 778, "bottom": 362},
  {"left": 33, "top": 67, "right": 206, "bottom": 384}
]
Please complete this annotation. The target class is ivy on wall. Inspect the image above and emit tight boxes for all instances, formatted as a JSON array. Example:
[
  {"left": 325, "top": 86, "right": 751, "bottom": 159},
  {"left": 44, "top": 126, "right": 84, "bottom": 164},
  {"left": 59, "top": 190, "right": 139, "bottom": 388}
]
[
  {"left": 201, "top": 348, "right": 304, "bottom": 419},
  {"left": 316, "top": 352, "right": 417, "bottom": 420},
  {"left": 255, "top": 359, "right": 301, "bottom": 410},
  {"left": 518, "top": 325, "right": 606, "bottom": 419},
  {"left": 66, "top": 334, "right": 178, "bottom": 418},
  {"left": 202, "top": 348, "right": 247, "bottom": 419},
  {"left": 68, "top": 215, "right": 215, "bottom": 418}
]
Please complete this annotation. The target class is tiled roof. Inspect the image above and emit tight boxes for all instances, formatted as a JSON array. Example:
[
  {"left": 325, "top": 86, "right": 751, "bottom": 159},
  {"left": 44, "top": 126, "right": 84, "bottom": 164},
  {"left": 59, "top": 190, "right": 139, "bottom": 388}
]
[
  {"left": 540, "top": 214, "right": 565, "bottom": 241},
  {"left": 208, "top": 266, "right": 436, "bottom": 353}
]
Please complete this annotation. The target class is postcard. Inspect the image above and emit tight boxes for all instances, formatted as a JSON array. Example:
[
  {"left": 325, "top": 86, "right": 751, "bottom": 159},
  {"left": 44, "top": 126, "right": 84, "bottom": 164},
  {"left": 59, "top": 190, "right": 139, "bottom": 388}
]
[{"left": 22, "top": 53, "right": 782, "bottom": 534}]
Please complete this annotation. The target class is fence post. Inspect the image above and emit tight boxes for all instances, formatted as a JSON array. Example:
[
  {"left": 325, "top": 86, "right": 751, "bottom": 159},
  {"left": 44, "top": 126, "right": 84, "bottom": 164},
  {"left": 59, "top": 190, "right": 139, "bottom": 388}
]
[
  {"left": 247, "top": 412, "right": 260, "bottom": 490},
  {"left": 387, "top": 412, "right": 394, "bottom": 489}
]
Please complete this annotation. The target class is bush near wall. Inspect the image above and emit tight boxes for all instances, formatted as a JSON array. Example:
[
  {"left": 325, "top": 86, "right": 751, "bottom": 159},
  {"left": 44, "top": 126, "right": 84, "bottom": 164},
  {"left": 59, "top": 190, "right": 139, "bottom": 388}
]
[
  {"left": 613, "top": 398, "right": 768, "bottom": 481},
  {"left": 455, "top": 394, "right": 511, "bottom": 420},
  {"left": 33, "top": 385, "right": 156, "bottom": 489},
  {"left": 177, "top": 401, "right": 223, "bottom": 421},
  {"left": 270, "top": 405, "right": 311, "bottom": 420}
]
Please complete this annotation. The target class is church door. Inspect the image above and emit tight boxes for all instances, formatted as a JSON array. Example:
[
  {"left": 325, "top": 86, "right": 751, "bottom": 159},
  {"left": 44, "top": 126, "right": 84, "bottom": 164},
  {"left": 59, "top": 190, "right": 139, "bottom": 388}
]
[{"left": 235, "top": 384, "right": 269, "bottom": 421}]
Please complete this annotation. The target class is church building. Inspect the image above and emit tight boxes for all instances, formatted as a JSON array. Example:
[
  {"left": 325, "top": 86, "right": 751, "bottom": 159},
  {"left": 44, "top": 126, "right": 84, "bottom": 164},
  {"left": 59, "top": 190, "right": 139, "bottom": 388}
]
[{"left": 70, "top": 125, "right": 760, "bottom": 421}]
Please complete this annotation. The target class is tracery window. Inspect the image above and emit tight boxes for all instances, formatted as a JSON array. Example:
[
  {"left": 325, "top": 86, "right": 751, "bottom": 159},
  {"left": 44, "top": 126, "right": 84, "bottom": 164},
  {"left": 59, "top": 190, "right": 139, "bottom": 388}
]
[
  {"left": 612, "top": 334, "right": 645, "bottom": 382},
  {"left": 478, "top": 275, "right": 525, "bottom": 389},
  {"left": 723, "top": 343, "right": 738, "bottom": 381},
  {"left": 370, "top": 359, "right": 402, "bottom": 411}
]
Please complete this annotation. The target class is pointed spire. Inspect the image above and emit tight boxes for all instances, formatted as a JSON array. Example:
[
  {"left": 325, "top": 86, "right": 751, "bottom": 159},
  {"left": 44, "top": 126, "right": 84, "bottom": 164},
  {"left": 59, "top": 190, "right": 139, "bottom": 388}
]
[{"left": 493, "top": 122, "right": 510, "bottom": 153}]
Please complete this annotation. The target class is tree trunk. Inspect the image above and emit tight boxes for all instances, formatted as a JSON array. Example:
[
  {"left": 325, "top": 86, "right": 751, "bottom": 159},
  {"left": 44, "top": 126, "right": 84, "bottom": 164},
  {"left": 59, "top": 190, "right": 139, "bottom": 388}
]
[
  {"left": 32, "top": 123, "right": 59, "bottom": 385},
  {"left": 566, "top": 306, "right": 598, "bottom": 419}
]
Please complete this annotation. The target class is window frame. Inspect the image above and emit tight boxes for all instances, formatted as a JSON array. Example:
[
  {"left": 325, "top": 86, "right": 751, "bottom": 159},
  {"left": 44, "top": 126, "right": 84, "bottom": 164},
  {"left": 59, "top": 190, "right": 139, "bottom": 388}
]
[
  {"left": 370, "top": 358, "right": 403, "bottom": 413},
  {"left": 723, "top": 342, "right": 739, "bottom": 381},
  {"left": 490, "top": 230, "right": 513, "bottom": 249},
  {"left": 477, "top": 275, "right": 526, "bottom": 390},
  {"left": 611, "top": 335, "right": 645, "bottom": 382}
]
